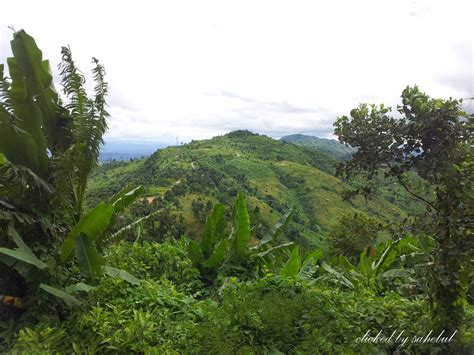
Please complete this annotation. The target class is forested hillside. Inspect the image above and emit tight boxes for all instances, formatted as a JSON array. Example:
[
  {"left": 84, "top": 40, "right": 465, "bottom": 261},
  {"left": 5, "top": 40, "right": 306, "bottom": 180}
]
[{"left": 86, "top": 130, "right": 419, "bottom": 249}]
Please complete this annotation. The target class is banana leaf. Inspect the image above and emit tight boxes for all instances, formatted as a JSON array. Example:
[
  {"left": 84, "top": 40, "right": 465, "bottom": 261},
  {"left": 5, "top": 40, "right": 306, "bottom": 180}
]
[
  {"left": 10, "top": 30, "right": 59, "bottom": 150},
  {"left": 61, "top": 202, "right": 114, "bottom": 262},
  {"left": 231, "top": 191, "right": 250, "bottom": 257}
]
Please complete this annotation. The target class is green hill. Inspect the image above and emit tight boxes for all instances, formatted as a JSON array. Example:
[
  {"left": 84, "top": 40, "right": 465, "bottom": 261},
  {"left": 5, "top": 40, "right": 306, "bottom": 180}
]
[
  {"left": 280, "top": 134, "right": 355, "bottom": 159},
  {"left": 86, "top": 130, "right": 417, "bottom": 248}
]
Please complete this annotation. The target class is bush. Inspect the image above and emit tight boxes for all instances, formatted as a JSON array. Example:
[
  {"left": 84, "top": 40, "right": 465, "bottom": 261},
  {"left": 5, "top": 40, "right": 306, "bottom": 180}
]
[
  {"left": 189, "top": 276, "right": 434, "bottom": 354},
  {"left": 105, "top": 240, "right": 202, "bottom": 292},
  {"left": 13, "top": 278, "right": 212, "bottom": 354}
]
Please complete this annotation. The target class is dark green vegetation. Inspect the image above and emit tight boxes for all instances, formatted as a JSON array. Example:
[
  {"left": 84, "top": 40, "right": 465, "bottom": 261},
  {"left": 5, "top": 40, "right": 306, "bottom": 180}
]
[
  {"left": 335, "top": 88, "right": 474, "bottom": 336},
  {"left": 1, "top": 32, "right": 472, "bottom": 354},
  {"left": 281, "top": 133, "right": 356, "bottom": 159}
]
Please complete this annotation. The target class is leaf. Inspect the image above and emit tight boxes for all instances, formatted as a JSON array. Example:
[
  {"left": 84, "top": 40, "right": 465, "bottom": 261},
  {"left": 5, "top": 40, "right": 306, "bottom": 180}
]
[
  {"left": 65, "top": 282, "right": 96, "bottom": 294},
  {"left": 299, "top": 249, "right": 323, "bottom": 278},
  {"left": 109, "top": 185, "right": 145, "bottom": 213},
  {"left": 103, "top": 266, "right": 140, "bottom": 285},
  {"left": 187, "top": 240, "right": 204, "bottom": 265},
  {"left": 61, "top": 202, "right": 114, "bottom": 262},
  {"left": 202, "top": 239, "right": 227, "bottom": 269},
  {"left": 257, "top": 242, "right": 294, "bottom": 258},
  {"left": 8, "top": 224, "right": 33, "bottom": 254},
  {"left": 0, "top": 152, "right": 7, "bottom": 165},
  {"left": 380, "top": 269, "right": 412, "bottom": 279},
  {"left": 231, "top": 192, "right": 250, "bottom": 257},
  {"left": 39, "top": 284, "right": 81, "bottom": 307},
  {"left": 258, "top": 209, "right": 293, "bottom": 247},
  {"left": 6, "top": 57, "right": 48, "bottom": 176},
  {"left": 74, "top": 234, "right": 103, "bottom": 283},
  {"left": 358, "top": 251, "right": 374, "bottom": 277},
  {"left": 109, "top": 210, "right": 162, "bottom": 242},
  {"left": 280, "top": 246, "right": 301, "bottom": 277},
  {"left": 10, "top": 30, "right": 59, "bottom": 149},
  {"left": 202, "top": 204, "right": 225, "bottom": 256},
  {"left": 0, "top": 248, "right": 46, "bottom": 269},
  {"left": 321, "top": 263, "right": 354, "bottom": 288}
]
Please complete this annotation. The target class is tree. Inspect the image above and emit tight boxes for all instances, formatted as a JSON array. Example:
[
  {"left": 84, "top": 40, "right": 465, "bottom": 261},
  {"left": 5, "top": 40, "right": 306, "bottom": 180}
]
[
  {"left": 334, "top": 86, "right": 473, "bottom": 335},
  {"left": 328, "top": 212, "right": 382, "bottom": 263}
]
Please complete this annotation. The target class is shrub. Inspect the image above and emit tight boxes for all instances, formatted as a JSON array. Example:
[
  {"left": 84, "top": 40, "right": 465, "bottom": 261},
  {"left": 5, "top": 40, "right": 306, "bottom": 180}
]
[
  {"left": 105, "top": 240, "right": 202, "bottom": 292},
  {"left": 189, "top": 276, "right": 435, "bottom": 354}
]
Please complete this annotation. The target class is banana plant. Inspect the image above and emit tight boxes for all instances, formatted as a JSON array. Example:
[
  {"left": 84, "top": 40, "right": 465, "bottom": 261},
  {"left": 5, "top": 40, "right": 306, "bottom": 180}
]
[
  {"left": 279, "top": 246, "right": 324, "bottom": 279},
  {"left": 319, "top": 235, "right": 433, "bottom": 292},
  {"left": 188, "top": 192, "right": 296, "bottom": 282},
  {"left": 0, "top": 30, "right": 141, "bottom": 307}
]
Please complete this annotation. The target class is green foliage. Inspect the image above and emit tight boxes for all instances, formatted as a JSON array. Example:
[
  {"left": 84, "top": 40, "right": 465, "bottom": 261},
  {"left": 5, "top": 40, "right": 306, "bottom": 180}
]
[
  {"left": 334, "top": 86, "right": 474, "bottom": 334},
  {"left": 279, "top": 246, "right": 300, "bottom": 277},
  {"left": 39, "top": 284, "right": 82, "bottom": 307},
  {"left": 231, "top": 192, "right": 251, "bottom": 257},
  {"left": 0, "top": 30, "right": 142, "bottom": 314},
  {"left": 106, "top": 240, "right": 202, "bottom": 292},
  {"left": 328, "top": 212, "right": 383, "bottom": 262},
  {"left": 187, "top": 192, "right": 295, "bottom": 284},
  {"left": 188, "top": 277, "right": 433, "bottom": 354}
]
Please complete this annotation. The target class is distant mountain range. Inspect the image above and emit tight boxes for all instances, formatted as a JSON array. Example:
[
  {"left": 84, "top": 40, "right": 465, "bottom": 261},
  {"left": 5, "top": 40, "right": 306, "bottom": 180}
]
[
  {"left": 280, "top": 134, "right": 355, "bottom": 159},
  {"left": 99, "top": 140, "right": 167, "bottom": 162}
]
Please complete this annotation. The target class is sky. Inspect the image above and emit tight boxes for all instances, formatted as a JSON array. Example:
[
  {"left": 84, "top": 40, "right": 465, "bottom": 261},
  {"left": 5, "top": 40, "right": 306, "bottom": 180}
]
[{"left": 1, "top": 0, "right": 473, "bottom": 145}]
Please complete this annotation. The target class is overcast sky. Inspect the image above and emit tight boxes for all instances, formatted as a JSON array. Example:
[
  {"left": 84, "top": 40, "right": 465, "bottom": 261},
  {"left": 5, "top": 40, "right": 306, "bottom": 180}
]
[{"left": 1, "top": 0, "right": 473, "bottom": 144}]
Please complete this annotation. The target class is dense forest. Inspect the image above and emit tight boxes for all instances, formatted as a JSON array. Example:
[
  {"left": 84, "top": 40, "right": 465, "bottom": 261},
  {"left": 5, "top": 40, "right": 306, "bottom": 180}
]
[{"left": 0, "top": 30, "right": 473, "bottom": 354}]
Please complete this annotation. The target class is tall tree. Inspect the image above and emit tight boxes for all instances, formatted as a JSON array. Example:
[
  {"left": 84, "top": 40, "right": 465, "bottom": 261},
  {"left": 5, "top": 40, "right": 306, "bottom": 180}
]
[{"left": 334, "top": 86, "right": 473, "bottom": 334}]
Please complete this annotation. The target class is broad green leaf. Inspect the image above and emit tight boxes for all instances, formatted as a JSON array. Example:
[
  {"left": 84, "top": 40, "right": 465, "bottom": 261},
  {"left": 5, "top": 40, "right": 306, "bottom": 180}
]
[
  {"left": 103, "top": 266, "right": 140, "bottom": 285},
  {"left": 0, "top": 152, "right": 7, "bottom": 165},
  {"left": 231, "top": 192, "right": 250, "bottom": 257},
  {"left": 6, "top": 57, "right": 48, "bottom": 176},
  {"left": 257, "top": 242, "right": 294, "bottom": 258},
  {"left": 39, "top": 284, "right": 81, "bottom": 307},
  {"left": 202, "top": 203, "right": 225, "bottom": 255},
  {"left": 0, "top": 247, "right": 46, "bottom": 269},
  {"left": 74, "top": 234, "right": 103, "bottom": 283},
  {"left": 0, "top": 100, "right": 40, "bottom": 172},
  {"left": 187, "top": 240, "right": 204, "bottom": 265},
  {"left": 380, "top": 269, "right": 412, "bottom": 279},
  {"left": 65, "top": 282, "right": 96, "bottom": 294},
  {"left": 299, "top": 249, "right": 323, "bottom": 278},
  {"left": 258, "top": 209, "right": 293, "bottom": 247},
  {"left": 202, "top": 239, "right": 227, "bottom": 269},
  {"left": 61, "top": 202, "right": 114, "bottom": 262},
  {"left": 109, "top": 210, "right": 162, "bottom": 242},
  {"left": 358, "top": 251, "right": 373, "bottom": 277},
  {"left": 321, "top": 263, "right": 354, "bottom": 288},
  {"left": 110, "top": 185, "right": 145, "bottom": 213},
  {"left": 8, "top": 225, "right": 33, "bottom": 255},
  {"left": 280, "top": 246, "right": 301, "bottom": 277},
  {"left": 11, "top": 30, "right": 59, "bottom": 149}
]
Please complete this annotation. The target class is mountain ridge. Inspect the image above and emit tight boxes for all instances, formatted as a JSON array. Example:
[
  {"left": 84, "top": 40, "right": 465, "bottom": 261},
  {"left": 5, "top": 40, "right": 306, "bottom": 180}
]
[{"left": 280, "top": 133, "right": 355, "bottom": 159}]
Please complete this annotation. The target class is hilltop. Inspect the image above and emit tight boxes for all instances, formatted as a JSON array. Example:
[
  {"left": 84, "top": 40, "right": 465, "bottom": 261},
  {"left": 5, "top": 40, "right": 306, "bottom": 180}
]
[{"left": 86, "top": 130, "right": 418, "bottom": 248}]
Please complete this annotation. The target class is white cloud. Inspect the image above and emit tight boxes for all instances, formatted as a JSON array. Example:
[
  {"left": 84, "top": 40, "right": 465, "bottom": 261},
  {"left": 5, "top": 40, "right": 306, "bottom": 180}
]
[{"left": 1, "top": 0, "right": 472, "bottom": 142}]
